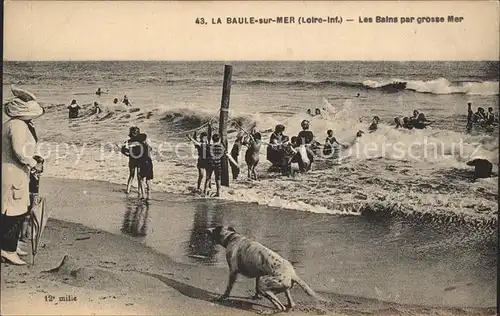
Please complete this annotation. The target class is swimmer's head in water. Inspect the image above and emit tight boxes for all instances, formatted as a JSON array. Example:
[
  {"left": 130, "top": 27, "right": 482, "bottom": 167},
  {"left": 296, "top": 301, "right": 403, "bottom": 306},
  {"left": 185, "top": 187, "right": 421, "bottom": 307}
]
[
  {"left": 301, "top": 120, "right": 310, "bottom": 130},
  {"left": 417, "top": 113, "right": 426, "bottom": 121},
  {"left": 113, "top": 98, "right": 118, "bottom": 103},
  {"left": 356, "top": 130, "right": 364, "bottom": 137},
  {"left": 307, "top": 109, "right": 312, "bottom": 115},
  {"left": 394, "top": 117, "right": 401, "bottom": 124},
  {"left": 327, "top": 129, "right": 333, "bottom": 136},
  {"left": 413, "top": 110, "right": 419, "bottom": 117},
  {"left": 94, "top": 102, "right": 99, "bottom": 106},
  {"left": 372, "top": 116, "right": 380, "bottom": 123},
  {"left": 488, "top": 107, "right": 493, "bottom": 112},
  {"left": 212, "top": 134, "right": 220, "bottom": 143},
  {"left": 403, "top": 117, "right": 409, "bottom": 123},
  {"left": 129, "top": 126, "right": 140, "bottom": 138},
  {"left": 253, "top": 132, "right": 262, "bottom": 141},
  {"left": 478, "top": 107, "right": 485, "bottom": 113},
  {"left": 315, "top": 108, "right": 321, "bottom": 115},
  {"left": 290, "top": 136, "right": 299, "bottom": 145},
  {"left": 71, "top": 99, "right": 77, "bottom": 105}
]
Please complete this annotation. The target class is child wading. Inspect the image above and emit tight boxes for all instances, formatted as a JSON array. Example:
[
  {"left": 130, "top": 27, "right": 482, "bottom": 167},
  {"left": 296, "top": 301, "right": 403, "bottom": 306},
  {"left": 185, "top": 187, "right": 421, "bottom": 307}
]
[
  {"left": 136, "top": 133, "right": 154, "bottom": 200},
  {"left": 204, "top": 134, "right": 227, "bottom": 197},
  {"left": 323, "top": 129, "right": 348, "bottom": 165},
  {"left": 187, "top": 131, "right": 210, "bottom": 193}
]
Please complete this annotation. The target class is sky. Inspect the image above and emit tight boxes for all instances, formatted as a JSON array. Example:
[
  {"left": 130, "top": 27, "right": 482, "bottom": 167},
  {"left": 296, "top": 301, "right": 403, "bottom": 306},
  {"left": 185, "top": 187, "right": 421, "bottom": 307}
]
[{"left": 4, "top": 1, "right": 499, "bottom": 61}]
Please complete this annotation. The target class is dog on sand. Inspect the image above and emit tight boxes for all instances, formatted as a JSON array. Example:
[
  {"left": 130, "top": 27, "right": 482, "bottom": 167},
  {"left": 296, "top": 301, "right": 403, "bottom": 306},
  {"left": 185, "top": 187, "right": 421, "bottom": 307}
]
[{"left": 207, "top": 225, "right": 326, "bottom": 311}]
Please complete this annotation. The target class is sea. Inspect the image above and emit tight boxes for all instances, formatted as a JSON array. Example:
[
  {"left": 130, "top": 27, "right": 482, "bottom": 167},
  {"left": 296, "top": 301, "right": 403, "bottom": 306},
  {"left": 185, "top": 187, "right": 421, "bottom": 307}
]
[
  {"left": 3, "top": 61, "right": 498, "bottom": 309},
  {"left": 2, "top": 61, "right": 499, "bottom": 223}
]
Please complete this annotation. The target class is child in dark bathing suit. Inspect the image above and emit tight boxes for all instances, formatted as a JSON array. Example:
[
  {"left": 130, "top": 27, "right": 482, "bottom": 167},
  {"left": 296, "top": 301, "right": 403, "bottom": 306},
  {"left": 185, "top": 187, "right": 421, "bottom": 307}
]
[
  {"left": 187, "top": 131, "right": 210, "bottom": 193},
  {"left": 136, "top": 133, "right": 154, "bottom": 199},
  {"left": 297, "top": 120, "right": 316, "bottom": 171},
  {"left": 204, "top": 134, "right": 227, "bottom": 197},
  {"left": 323, "top": 130, "right": 348, "bottom": 164}
]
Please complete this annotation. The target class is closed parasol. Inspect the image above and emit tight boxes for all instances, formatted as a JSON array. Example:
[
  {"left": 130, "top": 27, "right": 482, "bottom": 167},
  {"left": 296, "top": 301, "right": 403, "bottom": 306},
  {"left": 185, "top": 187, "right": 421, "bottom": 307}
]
[{"left": 30, "top": 195, "right": 49, "bottom": 265}]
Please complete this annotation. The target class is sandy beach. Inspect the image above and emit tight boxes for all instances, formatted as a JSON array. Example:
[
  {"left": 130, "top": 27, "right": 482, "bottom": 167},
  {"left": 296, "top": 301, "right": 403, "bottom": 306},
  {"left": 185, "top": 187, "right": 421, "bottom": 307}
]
[{"left": 1, "top": 178, "right": 497, "bottom": 316}]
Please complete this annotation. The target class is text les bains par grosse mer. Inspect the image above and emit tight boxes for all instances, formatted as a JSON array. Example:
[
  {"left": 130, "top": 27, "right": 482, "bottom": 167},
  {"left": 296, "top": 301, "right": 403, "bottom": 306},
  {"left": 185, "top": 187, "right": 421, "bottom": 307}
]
[
  {"left": 359, "top": 15, "right": 464, "bottom": 24},
  {"left": 195, "top": 15, "right": 464, "bottom": 25},
  {"left": 196, "top": 16, "right": 343, "bottom": 25}
]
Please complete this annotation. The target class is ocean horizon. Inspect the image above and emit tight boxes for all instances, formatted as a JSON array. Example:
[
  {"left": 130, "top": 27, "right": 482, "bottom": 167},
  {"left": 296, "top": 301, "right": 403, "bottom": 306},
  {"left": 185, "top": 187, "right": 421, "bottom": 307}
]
[{"left": 2, "top": 60, "right": 498, "bottom": 223}]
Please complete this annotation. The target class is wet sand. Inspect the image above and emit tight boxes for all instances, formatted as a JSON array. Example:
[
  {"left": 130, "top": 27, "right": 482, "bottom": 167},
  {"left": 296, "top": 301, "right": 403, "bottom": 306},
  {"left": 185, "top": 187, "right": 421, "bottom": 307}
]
[{"left": 1, "top": 178, "right": 497, "bottom": 315}]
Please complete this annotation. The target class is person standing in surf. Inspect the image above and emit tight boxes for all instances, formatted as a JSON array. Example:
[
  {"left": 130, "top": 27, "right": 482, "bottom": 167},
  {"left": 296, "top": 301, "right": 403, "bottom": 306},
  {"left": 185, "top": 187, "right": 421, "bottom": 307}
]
[
  {"left": 323, "top": 129, "right": 348, "bottom": 162},
  {"left": 67, "top": 99, "right": 81, "bottom": 119},
  {"left": 187, "top": 131, "right": 210, "bottom": 193},
  {"left": 267, "top": 124, "right": 287, "bottom": 170},
  {"left": 136, "top": 133, "right": 154, "bottom": 200},
  {"left": 296, "top": 120, "right": 317, "bottom": 171},
  {"left": 204, "top": 134, "right": 227, "bottom": 197},
  {"left": 121, "top": 126, "right": 143, "bottom": 195},
  {"left": 2, "top": 86, "right": 45, "bottom": 265},
  {"left": 122, "top": 95, "right": 132, "bottom": 106}
]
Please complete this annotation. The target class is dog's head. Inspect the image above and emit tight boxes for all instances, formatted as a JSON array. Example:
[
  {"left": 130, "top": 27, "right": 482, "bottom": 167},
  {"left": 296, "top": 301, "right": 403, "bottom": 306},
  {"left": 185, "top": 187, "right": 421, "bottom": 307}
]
[{"left": 206, "top": 225, "right": 236, "bottom": 247}]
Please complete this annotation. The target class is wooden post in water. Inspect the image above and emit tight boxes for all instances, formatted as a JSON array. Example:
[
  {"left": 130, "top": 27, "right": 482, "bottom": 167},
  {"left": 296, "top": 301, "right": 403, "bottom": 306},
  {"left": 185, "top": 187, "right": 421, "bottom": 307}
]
[{"left": 219, "top": 65, "right": 232, "bottom": 187}]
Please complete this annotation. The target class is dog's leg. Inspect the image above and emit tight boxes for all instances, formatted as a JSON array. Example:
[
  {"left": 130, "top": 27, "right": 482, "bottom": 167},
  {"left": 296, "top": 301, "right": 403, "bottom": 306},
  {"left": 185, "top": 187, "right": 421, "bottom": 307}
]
[
  {"left": 252, "top": 276, "right": 262, "bottom": 300},
  {"left": 284, "top": 289, "right": 295, "bottom": 311},
  {"left": 261, "top": 290, "right": 286, "bottom": 311},
  {"left": 217, "top": 271, "right": 238, "bottom": 300}
]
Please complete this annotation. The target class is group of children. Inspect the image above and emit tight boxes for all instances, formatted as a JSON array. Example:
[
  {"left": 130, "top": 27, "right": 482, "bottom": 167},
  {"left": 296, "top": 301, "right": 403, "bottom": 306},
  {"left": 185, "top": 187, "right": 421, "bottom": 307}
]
[
  {"left": 187, "top": 130, "right": 227, "bottom": 197},
  {"left": 121, "top": 126, "right": 154, "bottom": 199},
  {"left": 466, "top": 103, "right": 497, "bottom": 133}
]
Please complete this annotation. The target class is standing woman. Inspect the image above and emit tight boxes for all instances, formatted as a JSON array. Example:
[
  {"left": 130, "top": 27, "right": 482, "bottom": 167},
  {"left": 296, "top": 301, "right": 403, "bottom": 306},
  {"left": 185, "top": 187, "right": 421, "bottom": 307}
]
[{"left": 2, "top": 86, "right": 45, "bottom": 265}]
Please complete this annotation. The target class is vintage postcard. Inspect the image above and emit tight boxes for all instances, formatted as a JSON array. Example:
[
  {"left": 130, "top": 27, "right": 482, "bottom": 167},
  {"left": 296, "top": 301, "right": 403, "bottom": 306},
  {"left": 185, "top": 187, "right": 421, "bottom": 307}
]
[{"left": 2, "top": 1, "right": 498, "bottom": 315}]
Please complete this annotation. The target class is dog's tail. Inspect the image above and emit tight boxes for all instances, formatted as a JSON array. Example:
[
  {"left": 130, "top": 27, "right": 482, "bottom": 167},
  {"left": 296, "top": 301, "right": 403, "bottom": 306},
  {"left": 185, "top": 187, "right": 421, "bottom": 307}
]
[{"left": 292, "top": 277, "right": 328, "bottom": 302}]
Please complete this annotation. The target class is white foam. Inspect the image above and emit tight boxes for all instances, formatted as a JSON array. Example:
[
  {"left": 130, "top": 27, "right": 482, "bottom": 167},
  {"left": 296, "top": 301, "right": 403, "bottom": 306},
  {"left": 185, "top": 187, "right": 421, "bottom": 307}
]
[{"left": 363, "top": 78, "right": 499, "bottom": 96}]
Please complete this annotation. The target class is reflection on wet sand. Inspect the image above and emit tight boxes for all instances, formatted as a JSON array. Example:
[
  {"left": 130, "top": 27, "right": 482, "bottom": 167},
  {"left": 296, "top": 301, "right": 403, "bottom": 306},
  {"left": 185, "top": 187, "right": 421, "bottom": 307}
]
[
  {"left": 121, "top": 199, "right": 149, "bottom": 238},
  {"left": 186, "top": 203, "right": 223, "bottom": 263},
  {"left": 110, "top": 195, "right": 495, "bottom": 308}
]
